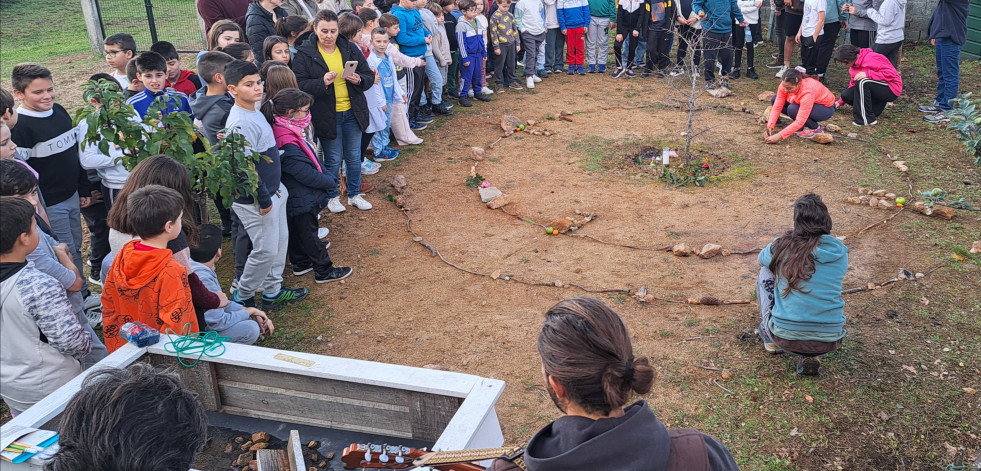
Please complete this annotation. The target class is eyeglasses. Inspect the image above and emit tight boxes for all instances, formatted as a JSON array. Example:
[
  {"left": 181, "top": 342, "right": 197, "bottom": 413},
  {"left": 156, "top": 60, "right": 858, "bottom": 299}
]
[{"left": 105, "top": 49, "right": 126, "bottom": 57}]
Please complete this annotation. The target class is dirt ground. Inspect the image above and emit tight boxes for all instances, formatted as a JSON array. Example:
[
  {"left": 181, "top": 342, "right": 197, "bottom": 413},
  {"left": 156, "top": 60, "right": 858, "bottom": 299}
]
[{"left": 2, "top": 43, "right": 978, "bottom": 469}]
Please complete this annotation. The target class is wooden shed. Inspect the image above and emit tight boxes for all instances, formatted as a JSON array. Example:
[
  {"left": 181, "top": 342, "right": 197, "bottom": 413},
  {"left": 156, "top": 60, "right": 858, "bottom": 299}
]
[{"left": 966, "top": 0, "right": 981, "bottom": 59}]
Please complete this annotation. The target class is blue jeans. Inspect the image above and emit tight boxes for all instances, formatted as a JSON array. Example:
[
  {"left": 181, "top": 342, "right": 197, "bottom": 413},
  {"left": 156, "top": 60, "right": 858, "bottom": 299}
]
[
  {"left": 322, "top": 110, "right": 363, "bottom": 199},
  {"left": 934, "top": 37, "right": 962, "bottom": 111},
  {"left": 371, "top": 104, "right": 394, "bottom": 154},
  {"left": 420, "top": 53, "right": 444, "bottom": 106},
  {"left": 536, "top": 37, "right": 546, "bottom": 70}
]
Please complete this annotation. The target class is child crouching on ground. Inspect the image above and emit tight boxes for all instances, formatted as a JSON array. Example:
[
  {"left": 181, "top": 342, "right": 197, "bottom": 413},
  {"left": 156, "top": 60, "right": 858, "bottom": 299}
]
[
  {"left": 264, "top": 89, "right": 355, "bottom": 284},
  {"left": 757, "top": 194, "right": 847, "bottom": 376},
  {"left": 765, "top": 67, "right": 836, "bottom": 143},
  {"left": 368, "top": 27, "right": 407, "bottom": 160},
  {"left": 189, "top": 224, "right": 273, "bottom": 344}
]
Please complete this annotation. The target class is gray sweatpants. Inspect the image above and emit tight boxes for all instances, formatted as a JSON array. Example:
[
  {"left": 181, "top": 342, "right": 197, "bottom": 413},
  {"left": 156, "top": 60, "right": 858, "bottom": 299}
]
[
  {"left": 218, "top": 319, "right": 261, "bottom": 345},
  {"left": 232, "top": 183, "right": 289, "bottom": 299},
  {"left": 585, "top": 16, "right": 611, "bottom": 67},
  {"left": 45, "top": 193, "right": 86, "bottom": 284},
  {"left": 521, "top": 31, "right": 546, "bottom": 76}
]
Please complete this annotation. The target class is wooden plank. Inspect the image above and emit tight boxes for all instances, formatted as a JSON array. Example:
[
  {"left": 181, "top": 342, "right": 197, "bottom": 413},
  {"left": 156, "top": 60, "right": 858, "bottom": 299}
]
[
  {"left": 215, "top": 363, "right": 411, "bottom": 406},
  {"left": 147, "top": 354, "right": 221, "bottom": 411},
  {"left": 256, "top": 449, "right": 290, "bottom": 471},
  {"left": 409, "top": 392, "right": 462, "bottom": 442},
  {"left": 286, "top": 430, "right": 303, "bottom": 471},
  {"left": 434, "top": 378, "right": 506, "bottom": 452},
  {"left": 217, "top": 380, "right": 413, "bottom": 435},
  {"left": 146, "top": 342, "right": 479, "bottom": 397},
  {"left": 222, "top": 406, "right": 414, "bottom": 438}
]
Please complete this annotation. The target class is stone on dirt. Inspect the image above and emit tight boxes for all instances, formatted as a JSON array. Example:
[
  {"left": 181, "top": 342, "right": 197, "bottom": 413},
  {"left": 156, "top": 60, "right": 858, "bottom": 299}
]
[
  {"left": 698, "top": 244, "right": 723, "bottom": 259},
  {"left": 486, "top": 195, "right": 511, "bottom": 209},
  {"left": 251, "top": 432, "right": 270, "bottom": 443},
  {"left": 672, "top": 243, "right": 695, "bottom": 256},
  {"left": 550, "top": 218, "right": 573, "bottom": 233},
  {"left": 479, "top": 187, "right": 502, "bottom": 203},
  {"left": 232, "top": 452, "right": 253, "bottom": 467}
]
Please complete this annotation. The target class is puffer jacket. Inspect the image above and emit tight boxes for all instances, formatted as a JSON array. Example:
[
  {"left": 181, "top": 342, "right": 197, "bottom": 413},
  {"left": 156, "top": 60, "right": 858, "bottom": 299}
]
[{"left": 247, "top": 1, "right": 290, "bottom": 65}]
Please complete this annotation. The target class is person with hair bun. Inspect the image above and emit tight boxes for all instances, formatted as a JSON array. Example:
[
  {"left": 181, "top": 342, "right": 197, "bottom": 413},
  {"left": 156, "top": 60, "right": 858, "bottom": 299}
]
[{"left": 491, "top": 297, "right": 740, "bottom": 471}]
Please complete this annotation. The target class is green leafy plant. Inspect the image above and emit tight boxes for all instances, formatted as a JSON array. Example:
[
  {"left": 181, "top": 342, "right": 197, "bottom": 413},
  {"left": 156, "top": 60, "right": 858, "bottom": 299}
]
[
  {"left": 919, "top": 187, "right": 972, "bottom": 210},
  {"left": 74, "top": 79, "right": 263, "bottom": 222},
  {"left": 945, "top": 93, "right": 980, "bottom": 166},
  {"left": 465, "top": 173, "right": 485, "bottom": 188}
]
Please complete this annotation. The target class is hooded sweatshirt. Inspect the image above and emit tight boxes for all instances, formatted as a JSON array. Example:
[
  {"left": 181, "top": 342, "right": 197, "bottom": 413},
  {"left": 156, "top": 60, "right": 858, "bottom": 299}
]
[
  {"left": 189, "top": 86, "right": 235, "bottom": 145},
  {"left": 557, "top": 0, "right": 591, "bottom": 29},
  {"left": 847, "top": 48, "right": 903, "bottom": 96},
  {"left": 587, "top": 0, "right": 617, "bottom": 20},
  {"left": 852, "top": 0, "right": 906, "bottom": 44},
  {"left": 524, "top": 401, "right": 739, "bottom": 470},
  {"left": 758, "top": 234, "right": 848, "bottom": 337},
  {"left": 391, "top": 5, "right": 432, "bottom": 57},
  {"left": 77, "top": 119, "right": 130, "bottom": 189},
  {"left": 166, "top": 69, "right": 203, "bottom": 97},
  {"left": 846, "top": 0, "right": 875, "bottom": 30},
  {"left": 101, "top": 240, "right": 198, "bottom": 352},
  {"left": 927, "top": 0, "right": 970, "bottom": 45},
  {"left": 690, "top": 0, "right": 743, "bottom": 33}
]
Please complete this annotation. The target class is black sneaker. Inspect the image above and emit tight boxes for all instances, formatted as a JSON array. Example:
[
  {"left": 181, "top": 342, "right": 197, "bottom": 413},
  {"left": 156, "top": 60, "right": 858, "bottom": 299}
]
[
  {"left": 474, "top": 93, "right": 492, "bottom": 102},
  {"left": 419, "top": 107, "right": 435, "bottom": 119},
  {"left": 233, "top": 289, "right": 257, "bottom": 308},
  {"left": 612, "top": 66, "right": 626, "bottom": 78},
  {"left": 316, "top": 266, "right": 353, "bottom": 284},
  {"left": 416, "top": 115, "right": 435, "bottom": 125},
  {"left": 261, "top": 287, "right": 309, "bottom": 310},
  {"left": 431, "top": 103, "right": 453, "bottom": 115},
  {"left": 746, "top": 68, "right": 759, "bottom": 79},
  {"left": 796, "top": 356, "right": 821, "bottom": 376},
  {"left": 730, "top": 69, "right": 741, "bottom": 79},
  {"left": 458, "top": 96, "right": 473, "bottom": 107}
]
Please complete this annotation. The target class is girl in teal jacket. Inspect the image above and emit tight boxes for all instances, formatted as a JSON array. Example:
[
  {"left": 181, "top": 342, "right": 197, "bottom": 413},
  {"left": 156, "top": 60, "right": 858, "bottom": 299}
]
[{"left": 757, "top": 193, "right": 848, "bottom": 376}]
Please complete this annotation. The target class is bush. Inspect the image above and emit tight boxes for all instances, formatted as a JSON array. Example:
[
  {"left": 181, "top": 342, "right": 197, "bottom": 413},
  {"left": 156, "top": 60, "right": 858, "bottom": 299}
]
[{"left": 945, "top": 93, "right": 980, "bottom": 166}]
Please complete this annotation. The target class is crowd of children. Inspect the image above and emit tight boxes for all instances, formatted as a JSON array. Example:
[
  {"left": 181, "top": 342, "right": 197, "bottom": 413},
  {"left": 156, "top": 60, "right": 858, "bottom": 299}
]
[{"left": 0, "top": 0, "right": 970, "bottom": 417}]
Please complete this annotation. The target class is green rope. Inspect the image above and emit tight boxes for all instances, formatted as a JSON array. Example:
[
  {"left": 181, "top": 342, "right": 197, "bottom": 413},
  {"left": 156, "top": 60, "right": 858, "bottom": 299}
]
[{"left": 163, "top": 323, "right": 230, "bottom": 367}]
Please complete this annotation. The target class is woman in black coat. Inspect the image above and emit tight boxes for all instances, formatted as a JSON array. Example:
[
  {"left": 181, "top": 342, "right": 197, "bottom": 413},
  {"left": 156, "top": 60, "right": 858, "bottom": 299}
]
[
  {"left": 246, "top": 0, "right": 290, "bottom": 65},
  {"left": 291, "top": 9, "right": 375, "bottom": 213}
]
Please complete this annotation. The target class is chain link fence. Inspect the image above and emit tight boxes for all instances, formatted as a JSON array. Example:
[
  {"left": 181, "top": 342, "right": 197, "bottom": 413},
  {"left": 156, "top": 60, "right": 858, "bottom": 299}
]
[{"left": 97, "top": 0, "right": 205, "bottom": 52}]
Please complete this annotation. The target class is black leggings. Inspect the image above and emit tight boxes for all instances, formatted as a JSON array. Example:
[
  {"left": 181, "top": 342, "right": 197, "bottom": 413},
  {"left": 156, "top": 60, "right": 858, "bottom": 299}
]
[
  {"left": 841, "top": 78, "right": 898, "bottom": 125},
  {"left": 873, "top": 41, "right": 902, "bottom": 70}
]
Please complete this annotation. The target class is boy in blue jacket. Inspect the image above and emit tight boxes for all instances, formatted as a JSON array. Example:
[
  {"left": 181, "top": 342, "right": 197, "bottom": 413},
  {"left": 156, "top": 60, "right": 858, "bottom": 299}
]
[
  {"left": 457, "top": 0, "right": 493, "bottom": 106},
  {"left": 190, "top": 224, "right": 273, "bottom": 344},
  {"left": 692, "top": 0, "right": 744, "bottom": 88},
  {"left": 557, "top": 0, "right": 590, "bottom": 73}
]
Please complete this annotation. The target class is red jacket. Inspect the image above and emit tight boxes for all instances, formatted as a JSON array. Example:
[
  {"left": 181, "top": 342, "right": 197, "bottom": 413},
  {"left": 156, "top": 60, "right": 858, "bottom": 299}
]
[
  {"left": 768, "top": 77, "right": 836, "bottom": 139},
  {"left": 167, "top": 70, "right": 203, "bottom": 97}
]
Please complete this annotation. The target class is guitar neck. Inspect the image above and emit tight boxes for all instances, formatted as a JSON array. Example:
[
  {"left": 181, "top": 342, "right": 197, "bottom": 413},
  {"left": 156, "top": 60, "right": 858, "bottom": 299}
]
[{"left": 417, "top": 446, "right": 524, "bottom": 466}]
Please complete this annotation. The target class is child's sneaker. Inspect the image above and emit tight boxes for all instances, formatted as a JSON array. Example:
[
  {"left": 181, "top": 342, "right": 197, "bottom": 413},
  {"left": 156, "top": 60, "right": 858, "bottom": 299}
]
[
  {"left": 597, "top": 64, "right": 606, "bottom": 73},
  {"left": 612, "top": 66, "right": 626, "bottom": 78},
  {"left": 431, "top": 103, "right": 453, "bottom": 115},
  {"left": 796, "top": 356, "right": 821, "bottom": 376},
  {"left": 763, "top": 342, "right": 782, "bottom": 354},
  {"left": 587, "top": 64, "right": 596, "bottom": 73},
  {"left": 474, "top": 93, "right": 492, "bottom": 102},
  {"left": 481, "top": 86, "right": 494, "bottom": 95},
  {"left": 410, "top": 120, "right": 428, "bottom": 131},
  {"left": 624, "top": 69, "right": 636, "bottom": 77},
  {"left": 327, "top": 196, "right": 346, "bottom": 213},
  {"left": 577, "top": 65, "right": 586, "bottom": 75},
  {"left": 532, "top": 74, "right": 542, "bottom": 82},
  {"left": 416, "top": 115, "right": 435, "bottom": 125},
  {"left": 495, "top": 84, "right": 506, "bottom": 93},
  {"left": 918, "top": 103, "right": 942, "bottom": 113},
  {"left": 852, "top": 120, "right": 877, "bottom": 126},
  {"left": 669, "top": 66, "right": 685, "bottom": 77},
  {"left": 526, "top": 76, "right": 536, "bottom": 89},
  {"left": 508, "top": 82, "right": 523, "bottom": 90},
  {"left": 796, "top": 125, "right": 823, "bottom": 138},
  {"left": 729, "top": 68, "right": 741, "bottom": 79},
  {"left": 348, "top": 194, "right": 373, "bottom": 210},
  {"left": 232, "top": 289, "right": 257, "bottom": 308},
  {"left": 261, "top": 287, "right": 309, "bottom": 310},
  {"left": 537, "top": 68, "right": 549, "bottom": 78},
  {"left": 567, "top": 65, "right": 575, "bottom": 75},
  {"left": 293, "top": 266, "right": 313, "bottom": 276},
  {"left": 923, "top": 112, "right": 950, "bottom": 123},
  {"left": 373, "top": 147, "right": 399, "bottom": 161},
  {"left": 775, "top": 65, "right": 787, "bottom": 78},
  {"left": 315, "top": 266, "right": 353, "bottom": 284},
  {"left": 746, "top": 68, "right": 759, "bottom": 79},
  {"left": 458, "top": 96, "right": 473, "bottom": 107},
  {"left": 553, "top": 66, "right": 564, "bottom": 73},
  {"left": 361, "top": 160, "right": 380, "bottom": 175}
]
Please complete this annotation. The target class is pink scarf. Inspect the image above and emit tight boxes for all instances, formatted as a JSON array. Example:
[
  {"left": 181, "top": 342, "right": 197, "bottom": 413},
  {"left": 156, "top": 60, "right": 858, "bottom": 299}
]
[{"left": 272, "top": 117, "right": 322, "bottom": 172}]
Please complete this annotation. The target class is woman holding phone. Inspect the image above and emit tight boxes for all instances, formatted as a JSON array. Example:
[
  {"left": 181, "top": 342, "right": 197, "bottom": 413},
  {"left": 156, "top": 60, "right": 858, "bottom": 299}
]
[{"left": 292, "top": 9, "right": 376, "bottom": 213}]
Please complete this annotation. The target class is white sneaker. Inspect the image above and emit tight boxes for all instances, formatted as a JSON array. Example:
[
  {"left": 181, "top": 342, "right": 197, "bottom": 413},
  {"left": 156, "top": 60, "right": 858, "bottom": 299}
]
[
  {"left": 481, "top": 86, "right": 494, "bottom": 95},
  {"left": 348, "top": 194, "right": 373, "bottom": 210},
  {"left": 532, "top": 74, "right": 542, "bottom": 83},
  {"left": 775, "top": 66, "right": 787, "bottom": 78},
  {"left": 318, "top": 227, "right": 329, "bottom": 239},
  {"left": 526, "top": 76, "right": 535, "bottom": 89},
  {"left": 327, "top": 196, "right": 346, "bottom": 213},
  {"left": 361, "top": 160, "right": 380, "bottom": 175},
  {"left": 467, "top": 89, "right": 474, "bottom": 97}
]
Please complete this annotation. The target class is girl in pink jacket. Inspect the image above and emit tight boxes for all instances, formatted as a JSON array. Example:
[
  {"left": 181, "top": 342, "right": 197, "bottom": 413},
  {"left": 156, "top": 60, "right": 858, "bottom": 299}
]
[{"left": 833, "top": 44, "right": 902, "bottom": 126}]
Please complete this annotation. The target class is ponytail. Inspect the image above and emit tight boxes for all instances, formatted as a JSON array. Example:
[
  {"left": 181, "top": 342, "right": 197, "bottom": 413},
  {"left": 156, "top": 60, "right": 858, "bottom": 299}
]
[
  {"left": 261, "top": 88, "right": 314, "bottom": 125},
  {"left": 781, "top": 66, "right": 807, "bottom": 84}
]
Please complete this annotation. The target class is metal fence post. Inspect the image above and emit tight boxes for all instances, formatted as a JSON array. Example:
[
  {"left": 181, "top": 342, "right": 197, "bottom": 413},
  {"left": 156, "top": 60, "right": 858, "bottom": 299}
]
[
  {"left": 80, "top": 0, "right": 106, "bottom": 56},
  {"left": 144, "top": 0, "right": 159, "bottom": 44}
]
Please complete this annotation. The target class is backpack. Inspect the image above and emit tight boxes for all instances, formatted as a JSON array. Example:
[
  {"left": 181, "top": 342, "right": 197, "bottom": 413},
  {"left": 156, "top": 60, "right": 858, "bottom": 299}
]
[{"left": 666, "top": 428, "right": 711, "bottom": 471}]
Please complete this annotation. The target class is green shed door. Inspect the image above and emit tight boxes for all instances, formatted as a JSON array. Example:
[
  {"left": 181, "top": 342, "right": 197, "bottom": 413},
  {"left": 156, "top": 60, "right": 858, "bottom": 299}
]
[{"left": 966, "top": 0, "right": 981, "bottom": 60}]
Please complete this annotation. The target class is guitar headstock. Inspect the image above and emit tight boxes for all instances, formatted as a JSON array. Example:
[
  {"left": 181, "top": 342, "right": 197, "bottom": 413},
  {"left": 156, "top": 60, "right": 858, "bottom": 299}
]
[{"left": 341, "top": 443, "right": 427, "bottom": 469}]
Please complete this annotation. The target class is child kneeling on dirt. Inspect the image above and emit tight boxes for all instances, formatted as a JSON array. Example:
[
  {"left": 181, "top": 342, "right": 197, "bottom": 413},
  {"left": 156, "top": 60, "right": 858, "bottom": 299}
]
[
  {"left": 765, "top": 67, "right": 836, "bottom": 143},
  {"left": 757, "top": 194, "right": 848, "bottom": 376},
  {"left": 190, "top": 224, "right": 273, "bottom": 344},
  {"left": 265, "top": 89, "right": 354, "bottom": 285}
]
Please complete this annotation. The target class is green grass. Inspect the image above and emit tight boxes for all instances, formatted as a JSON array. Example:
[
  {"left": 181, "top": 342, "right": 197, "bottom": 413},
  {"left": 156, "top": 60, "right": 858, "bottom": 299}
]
[{"left": 0, "top": 0, "right": 90, "bottom": 75}]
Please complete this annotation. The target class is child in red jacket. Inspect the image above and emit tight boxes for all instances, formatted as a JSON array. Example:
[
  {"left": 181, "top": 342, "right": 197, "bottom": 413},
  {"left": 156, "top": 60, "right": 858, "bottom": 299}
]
[{"left": 150, "top": 41, "right": 204, "bottom": 96}]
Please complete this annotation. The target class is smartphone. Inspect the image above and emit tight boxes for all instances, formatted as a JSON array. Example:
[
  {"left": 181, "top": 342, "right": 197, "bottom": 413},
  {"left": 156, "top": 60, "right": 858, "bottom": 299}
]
[{"left": 340, "top": 61, "right": 359, "bottom": 79}]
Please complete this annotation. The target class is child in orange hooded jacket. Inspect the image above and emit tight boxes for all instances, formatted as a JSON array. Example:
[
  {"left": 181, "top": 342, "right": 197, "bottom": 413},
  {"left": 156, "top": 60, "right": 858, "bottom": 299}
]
[{"left": 765, "top": 67, "right": 837, "bottom": 142}]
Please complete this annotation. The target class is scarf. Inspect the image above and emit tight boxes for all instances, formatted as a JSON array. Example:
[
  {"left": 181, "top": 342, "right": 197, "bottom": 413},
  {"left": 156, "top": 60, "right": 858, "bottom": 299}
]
[{"left": 272, "top": 116, "right": 322, "bottom": 172}]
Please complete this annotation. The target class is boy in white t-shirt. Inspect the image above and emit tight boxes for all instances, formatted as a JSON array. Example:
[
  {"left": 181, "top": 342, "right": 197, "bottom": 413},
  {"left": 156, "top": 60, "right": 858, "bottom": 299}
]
[{"left": 796, "top": 0, "right": 825, "bottom": 75}]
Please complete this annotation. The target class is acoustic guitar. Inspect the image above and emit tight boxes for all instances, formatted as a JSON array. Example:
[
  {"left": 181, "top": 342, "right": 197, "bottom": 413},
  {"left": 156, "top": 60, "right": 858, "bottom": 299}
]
[{"left": 341, "top": 443, "right": 525, "bottom": 470}]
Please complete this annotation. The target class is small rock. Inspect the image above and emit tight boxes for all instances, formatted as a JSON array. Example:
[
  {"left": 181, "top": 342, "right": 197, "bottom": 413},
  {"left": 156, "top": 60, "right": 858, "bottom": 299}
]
[
  {"left": 224, "top": 443, "right": 235, "bottom": 453},
  {"left": 872, "top": 189, "right": 887, "bottom": 196},
  {"left": 878, "top": 199, "right": 894, "bottom": 209},
  {"left": 390, "top": 174, "right": 408, "bottom": 194},
  {"left": 845, "top": 196, "right": 863, "bottom": 204},
  {"left": 486, "top": 194, "right": 511, "bottom": 209},
  {"left": 319, "top": 461, "right": 328, "bottom": 468},
  {"left": 550, "top": 218, "right": 573, "bottom": 233},
  {"left": 241, "top": 440, "right": 253, "bottom": 450},
  {"left": 490, "top": 270, "right": 502, "bottom": 279},
  {"left": 471, "top": 146, "right": 485, "bottom": 160},
  {"left": 825, "top": 123, "right": 842, "bottom": 132},
  {"left": 698, "top": 243, "right": 723, "bottom": 259},
  {"left": 479, "top": 186, "right": 502, "bottom": 203},
  {"left": 893, "top": 160, "right": 909, "bottom": 172},
  {"left": 847, "top": 132, "right": 859, "bottom": 138},
  {"left": 811, "top": 132, "right": 834, "bottom": 144},
  {"left": 554, "top": 280, "right": 562, "bottom": 287},
  {"left": 527, "top": 119, "right": 537, "bottom": 126},
  {"left": 251, "top": 432, "right": 270, "bottom": 443},
  {"left": 308, "top": 441, "right": 319, "bottom": 449},
  {"left": 423, "top": 364, "right": 446, "bottom": 370},
  {"left": 885, "top": 193, "right": 897, "bottom": 199},
  {"left": 915, "top": 272, "right": 925, "bottom": 279},
  {"left": 249, "top": 442, "right": 269, "bottom": 451},
  {"left": 311, "top": 454, "right": 319, "bottom": 461},
  {"left": 720, "top": 369, "right": 733, "bottom": 380},
  {"left": 233, "top": 452, "right": 254, "bottom": 467},
  {"left": 326, "top": 452, "right": 335, "bottom": 460},
  {"left": 672, "top": 243, "right": 695, "bottom": 257},
  {"left": 971, "top": 241, "right": 981, "bottom": 254},
  {"left": 310, "top": 467, "right": 317, "bottom": 471},
  {"left": 757, "top": 91, "right": 776, "bottom": 102},
  {"left": 868, "top": 197, "right": 879, "bottom": 207},
  {"left": 235, "top": 437, "right": 246, "bottom": 443},
  {"left": 707, "top": 86, "right": 732, "bottom": 98},
  {"left": 963, "top": 264, "right": 979, "bottom": 271}
]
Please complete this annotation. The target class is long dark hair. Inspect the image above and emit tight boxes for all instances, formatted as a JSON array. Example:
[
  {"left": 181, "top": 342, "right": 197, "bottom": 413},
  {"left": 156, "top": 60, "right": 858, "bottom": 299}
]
[
  {"left": 768, "top": 194, "right": 833, "bottom": 296},
  {"left": 538, "top": 297, "right": 656, "bottom": 416},
  {"left": 107, "top": 155, "right": 199, "bottom": 245}
]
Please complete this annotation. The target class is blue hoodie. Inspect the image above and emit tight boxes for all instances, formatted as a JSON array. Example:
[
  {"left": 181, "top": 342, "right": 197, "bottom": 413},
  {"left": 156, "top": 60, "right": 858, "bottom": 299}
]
[
  {"left": 390, "top": 5, "right": 431, "bottom": 57},
  {"left": 557, "top": 0, "right": 591, "bottom": 29},
  {"left": 758, "top": 234, "right": 848, "bottom": 337},
  {"left": 690, "top": 0, "right": 742, "bottom": 33}
]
